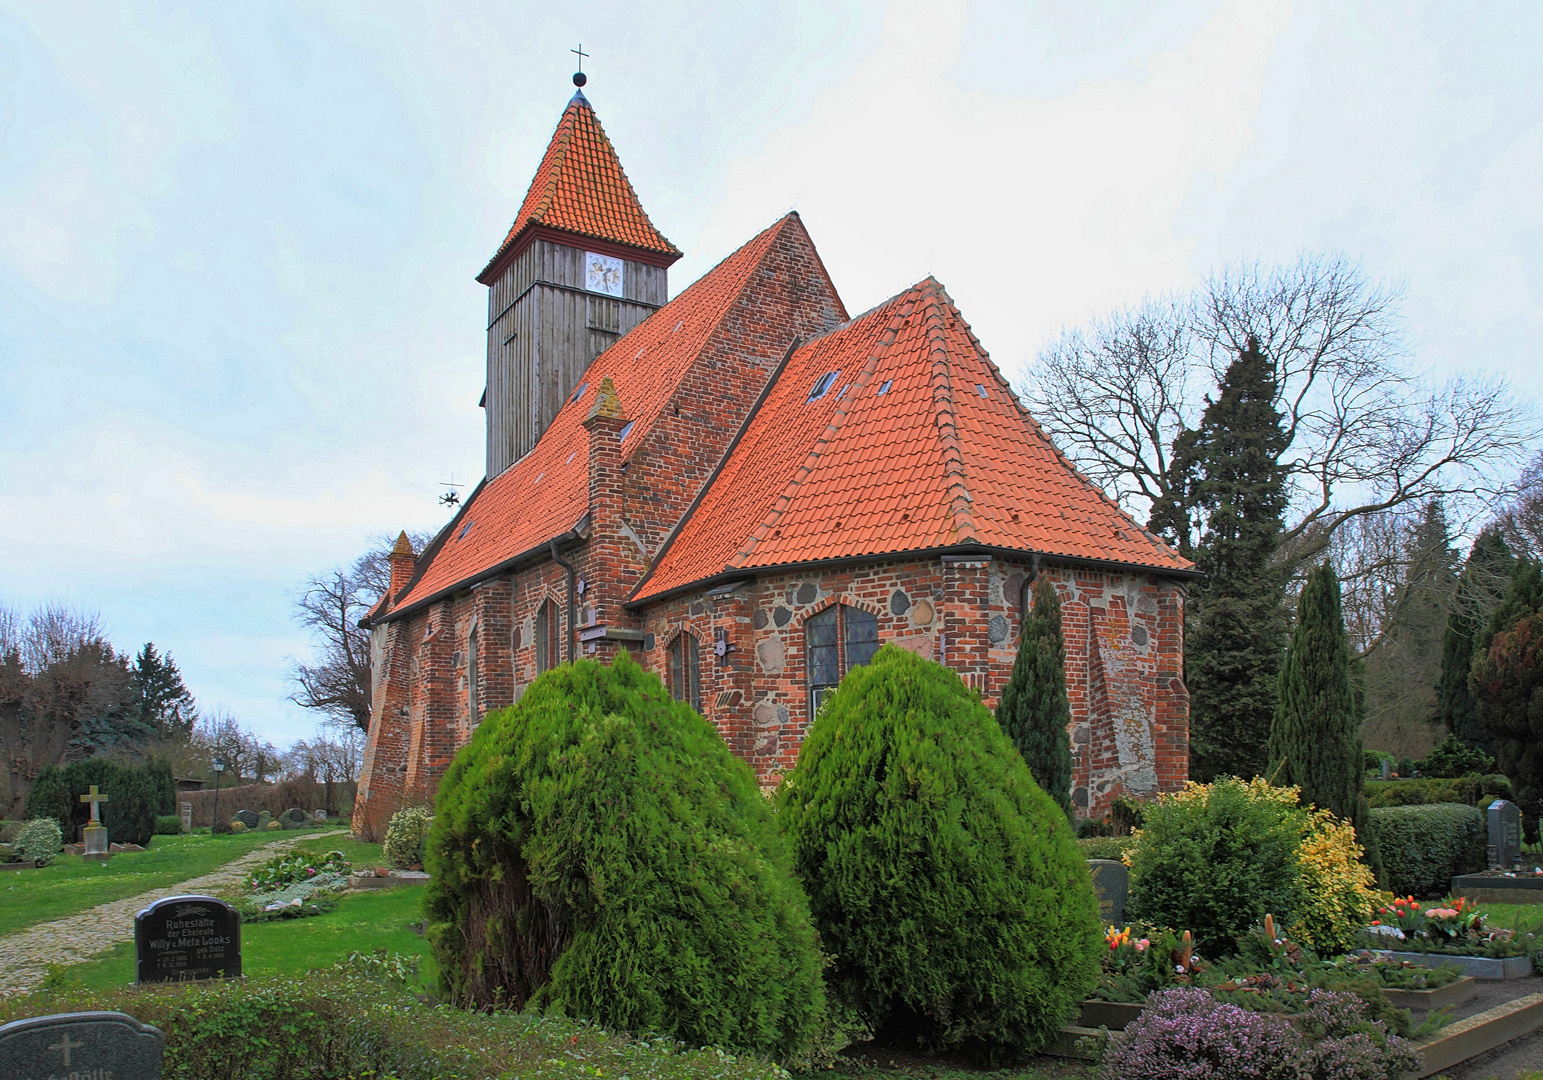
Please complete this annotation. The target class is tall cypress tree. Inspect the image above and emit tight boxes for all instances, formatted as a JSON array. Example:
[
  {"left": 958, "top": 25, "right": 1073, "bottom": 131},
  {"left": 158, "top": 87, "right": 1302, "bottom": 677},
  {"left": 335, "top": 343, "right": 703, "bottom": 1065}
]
[
  {"left": 1471, "top": 559, "right": 1543, "bottom": 841},
  {"left": 1269, "top": 562, "right": 1384, "bottom": 882},
  {"left": 996, "top": 577, "right": 1075, "bottom": 822},
  {"left": 1437, "top": 529, "right": 1516, "bottom": 753},
  {"left": 1182, "top": 337, "right": 1290, "bottom": 782}
]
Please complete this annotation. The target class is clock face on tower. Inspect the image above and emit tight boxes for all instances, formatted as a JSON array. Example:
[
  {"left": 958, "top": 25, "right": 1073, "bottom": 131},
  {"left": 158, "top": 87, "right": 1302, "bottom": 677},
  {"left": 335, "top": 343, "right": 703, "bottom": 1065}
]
[{"left": 585, "top": 252, "right": 624, "bottom": 296}]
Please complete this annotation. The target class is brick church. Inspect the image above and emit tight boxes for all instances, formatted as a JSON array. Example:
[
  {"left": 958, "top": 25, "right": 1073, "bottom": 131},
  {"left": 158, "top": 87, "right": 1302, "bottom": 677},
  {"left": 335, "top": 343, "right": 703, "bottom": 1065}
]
[{"left": 352, "top": 82, "right": 1194, "bottom": 839}]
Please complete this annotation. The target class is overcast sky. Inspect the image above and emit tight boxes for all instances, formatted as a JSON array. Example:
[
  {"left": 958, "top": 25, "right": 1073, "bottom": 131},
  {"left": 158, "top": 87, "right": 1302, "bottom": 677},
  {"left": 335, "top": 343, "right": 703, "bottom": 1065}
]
[{"left": 2, "top": 0, "right": 1540, "bottom": 746}]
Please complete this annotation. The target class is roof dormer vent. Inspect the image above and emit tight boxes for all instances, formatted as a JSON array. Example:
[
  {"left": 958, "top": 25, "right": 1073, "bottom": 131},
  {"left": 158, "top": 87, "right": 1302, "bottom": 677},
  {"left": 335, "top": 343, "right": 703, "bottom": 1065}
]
[{"left": 808, "top": 370, "right": 840, "bottom": 402}]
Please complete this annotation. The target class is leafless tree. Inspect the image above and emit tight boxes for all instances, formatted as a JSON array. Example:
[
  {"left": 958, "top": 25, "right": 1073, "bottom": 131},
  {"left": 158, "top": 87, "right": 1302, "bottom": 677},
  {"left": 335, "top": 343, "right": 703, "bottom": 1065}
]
[
  {"left": 192, "top": 710, "right": 255, "bottom": 783},
  {"left": 1025, "top": 254, "right": 1539, "bottom": 571},
  {"left": 289, "top": 532, "right": 434, "bottom": 734},
  {"left": 1496, "top": 451, "right": 1543, "bottom": 561},
  {"left": 0, "top": 603, "right": 135, "bottom": 817}
]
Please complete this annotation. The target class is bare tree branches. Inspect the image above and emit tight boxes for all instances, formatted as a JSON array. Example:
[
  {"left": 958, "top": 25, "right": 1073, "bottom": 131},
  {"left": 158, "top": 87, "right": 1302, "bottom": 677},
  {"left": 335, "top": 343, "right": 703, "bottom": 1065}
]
[{"left": 1023, "top": 254, "right": 1539, "bottom": 568}]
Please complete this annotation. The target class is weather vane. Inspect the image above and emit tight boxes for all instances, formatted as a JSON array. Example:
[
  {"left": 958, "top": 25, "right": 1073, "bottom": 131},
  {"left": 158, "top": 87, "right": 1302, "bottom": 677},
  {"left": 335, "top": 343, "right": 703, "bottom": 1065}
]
[
  {"left": 572, "top": 43, "right": 589, "bottom": 88},
  {"left": 439, "top": 474, "right": 464, "bottom": 508}
]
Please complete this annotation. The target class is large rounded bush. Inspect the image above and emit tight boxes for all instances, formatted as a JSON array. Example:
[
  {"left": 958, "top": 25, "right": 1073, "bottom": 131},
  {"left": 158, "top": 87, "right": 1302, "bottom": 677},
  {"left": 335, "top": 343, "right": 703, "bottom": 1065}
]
[
  {"left": 14, "top": 817, "right": 63, "bottom": 865},
  {"left": 777, "top": 644, "right": 1100, "bottom": 1064},
  {"left": 1126, "top": 778, "right": 1308, "bottom": 956},
  {"left": 425, "top": 652, "right": 824, "bottom": 1062}
]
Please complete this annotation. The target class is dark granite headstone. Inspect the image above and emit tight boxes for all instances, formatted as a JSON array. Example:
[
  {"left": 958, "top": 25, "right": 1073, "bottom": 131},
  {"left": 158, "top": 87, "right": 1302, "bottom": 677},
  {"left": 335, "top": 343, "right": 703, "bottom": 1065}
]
[
  {"left": 0, "top": 1010, "right": 163, "bottom": 1079},
  {"left": 1088, "top": 859, "right": 1129, "bottom": 925},
  {"left": 282, "top": 807, "right": 308, "bottom": 829},
  {"left": 1489, "top": 799, "right": 1521, "bottom": 869},
  {"left": 135, "top": 894, "right": 241, "bottom": 984},
  {"left": 232, "top": 809, "right": 260, "bottom": 830}
]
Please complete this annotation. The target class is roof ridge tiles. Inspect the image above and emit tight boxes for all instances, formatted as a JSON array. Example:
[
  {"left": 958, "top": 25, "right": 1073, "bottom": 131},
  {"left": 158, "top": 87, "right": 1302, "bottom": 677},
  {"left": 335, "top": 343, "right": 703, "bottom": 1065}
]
[
  {"left": 727, "top": 290, "right": 918, "bottom": 569},
  {"left": 922, "top": 282, "right": 979, "bottom": 546}
]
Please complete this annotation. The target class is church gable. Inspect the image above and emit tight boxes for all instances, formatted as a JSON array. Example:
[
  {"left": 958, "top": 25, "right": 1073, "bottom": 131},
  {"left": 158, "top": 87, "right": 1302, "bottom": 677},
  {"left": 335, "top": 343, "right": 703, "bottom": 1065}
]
[{"left": 634, "top": 278, "right": 1190, "bottom": 605}]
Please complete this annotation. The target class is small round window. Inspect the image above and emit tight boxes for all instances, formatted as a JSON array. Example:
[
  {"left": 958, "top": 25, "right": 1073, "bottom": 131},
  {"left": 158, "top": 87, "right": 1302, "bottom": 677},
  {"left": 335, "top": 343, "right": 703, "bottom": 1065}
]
[{"left": 808, "top": 370, "right": 840, "bottom": 401}]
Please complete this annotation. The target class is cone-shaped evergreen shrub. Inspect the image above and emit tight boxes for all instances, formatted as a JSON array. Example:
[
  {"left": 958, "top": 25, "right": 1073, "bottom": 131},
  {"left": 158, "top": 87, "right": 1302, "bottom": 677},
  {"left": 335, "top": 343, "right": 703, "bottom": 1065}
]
[
  {"left": 424, "top": 651, "right": 824, "bottom": 1063},
  {"left": 778, "top": 644, "right": 1101, "bottom": 1064},
  {"left": 1267, "top": 563, "right": 1384, "bottom": 883},
  {"left": 996, "top": 577, "right": 1075, "bottom": 822}
]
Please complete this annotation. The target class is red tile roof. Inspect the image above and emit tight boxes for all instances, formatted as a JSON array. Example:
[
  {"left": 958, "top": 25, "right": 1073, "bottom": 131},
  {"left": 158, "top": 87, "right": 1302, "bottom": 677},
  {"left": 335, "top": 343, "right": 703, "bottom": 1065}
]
[
  {"left": 382, "top": 216, "right": 807, "bottom": 620},
  {"left": 632, "top": 279, "right": 1191, "bottom": 602},
  {"left": 479, "top": 92, "right": 680, "bottom": 281}
]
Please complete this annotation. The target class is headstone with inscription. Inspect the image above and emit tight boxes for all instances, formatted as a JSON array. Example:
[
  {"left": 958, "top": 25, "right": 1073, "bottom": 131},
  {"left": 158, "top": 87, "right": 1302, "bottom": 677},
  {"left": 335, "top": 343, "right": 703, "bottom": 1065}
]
[
  {"left": 135, "top": 895, "right": 241, "bottom": 984},
  {"left": 0, "top": 1010, "right": 163, "bottom": 1080},
  {"left": 1489, "top": 799, "right": 1522, "bottom": 869},
  {"left": 313, "top": 809, "right": 327, "bottom": 822},
  {"left": 180, "top": 801, "right": 193, "bottom": 833},
  {"left": 232, "top": 809, "right": 260, "bottom": 830},
  {"left": 282, "top": 807, "right": 308, "bottom": 829},
  {"left": 1087, "top": 859, "right": 1129, "bottom": 925}
]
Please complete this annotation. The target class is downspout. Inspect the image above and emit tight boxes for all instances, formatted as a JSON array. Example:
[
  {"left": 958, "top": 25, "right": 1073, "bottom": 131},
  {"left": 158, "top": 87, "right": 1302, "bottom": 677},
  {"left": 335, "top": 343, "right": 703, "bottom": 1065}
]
[
  {"left": 1021, "top": 552, "right": 1041, "bottom": 611},
  {"left": 550, "top": 538, "right": 578, "bottom": 664}
]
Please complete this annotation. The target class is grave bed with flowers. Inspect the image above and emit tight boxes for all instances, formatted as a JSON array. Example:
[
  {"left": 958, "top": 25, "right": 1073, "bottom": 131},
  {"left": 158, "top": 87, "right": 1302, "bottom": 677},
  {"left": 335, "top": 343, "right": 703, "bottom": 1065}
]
[
  {"left": 1366, "top": 894, "right": 1537, "bottom": 978},
  {"left": 238, "top": 848, "right": 353, "bottom": 922}
]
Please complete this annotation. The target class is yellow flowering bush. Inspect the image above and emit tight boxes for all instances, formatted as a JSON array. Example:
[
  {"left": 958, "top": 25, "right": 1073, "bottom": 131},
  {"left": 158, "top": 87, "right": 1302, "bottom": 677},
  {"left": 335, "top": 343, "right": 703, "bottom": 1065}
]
[{"left": 1290, "top": 808, "right": 1378, "bottom": 954}]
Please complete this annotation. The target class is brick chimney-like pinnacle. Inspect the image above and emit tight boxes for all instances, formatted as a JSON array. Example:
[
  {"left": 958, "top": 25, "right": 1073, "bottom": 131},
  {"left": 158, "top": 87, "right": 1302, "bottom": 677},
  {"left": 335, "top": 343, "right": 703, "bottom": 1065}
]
[{"left": 387, "top": 531, "right": 416, "bottom": 601}]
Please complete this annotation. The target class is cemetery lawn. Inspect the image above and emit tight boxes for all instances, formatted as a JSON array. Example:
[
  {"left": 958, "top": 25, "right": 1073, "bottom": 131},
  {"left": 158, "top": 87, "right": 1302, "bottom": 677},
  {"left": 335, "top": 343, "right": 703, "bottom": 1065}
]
[
  {"left": 1481, "top": 903, "right": 1543, "bottom": 936},
  {"left": 0, "top": 831, "right": 290, "bottom": 938},
  {"left": 58, "top": 884, "right": 434, "bottom": 992}
]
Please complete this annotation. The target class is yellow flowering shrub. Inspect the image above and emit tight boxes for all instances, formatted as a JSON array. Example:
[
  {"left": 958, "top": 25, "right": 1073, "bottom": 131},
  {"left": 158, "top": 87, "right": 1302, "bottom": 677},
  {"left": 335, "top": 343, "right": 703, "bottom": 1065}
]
[{"left": 1290, "top": 808, "right": 1378, "bottom": 954}]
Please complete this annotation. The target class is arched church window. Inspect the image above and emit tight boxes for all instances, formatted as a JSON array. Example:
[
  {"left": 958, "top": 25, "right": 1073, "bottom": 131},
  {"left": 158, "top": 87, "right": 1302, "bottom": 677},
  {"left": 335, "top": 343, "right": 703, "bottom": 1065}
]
[
  {"left": 535, "top": 600, "right": 558, "bottom": 674},
  {"left": 807, "top": 603, "right": 880, "bottom": 713},
  {"left": 669, "top": 632, "right": 701, "bottom": 712}
]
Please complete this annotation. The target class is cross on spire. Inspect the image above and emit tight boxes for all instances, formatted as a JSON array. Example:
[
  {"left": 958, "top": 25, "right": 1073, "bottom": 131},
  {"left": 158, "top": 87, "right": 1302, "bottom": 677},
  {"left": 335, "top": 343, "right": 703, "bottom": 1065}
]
[{"left": 571, "top": 43, "right": 590, "bottom": 88}]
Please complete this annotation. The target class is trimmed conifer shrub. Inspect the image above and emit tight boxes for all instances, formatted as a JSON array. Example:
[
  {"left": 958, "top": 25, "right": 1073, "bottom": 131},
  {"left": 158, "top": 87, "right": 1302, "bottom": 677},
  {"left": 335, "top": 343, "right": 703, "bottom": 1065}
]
[
  {"left": 995, "top": 577, "right": 1075, "bottom": 821},
  {"left": 1267, "top": 563, "right": 1384, "bottom": 884},
  {"left": 778, "top": 643, "right": 1101, "bottom": 1064},
  {"left": 425, "top": 651, "right": 824, "bottom": 1063},
  {"left": 1471, "top": 559, "right": 1543, "bottom": 841}
]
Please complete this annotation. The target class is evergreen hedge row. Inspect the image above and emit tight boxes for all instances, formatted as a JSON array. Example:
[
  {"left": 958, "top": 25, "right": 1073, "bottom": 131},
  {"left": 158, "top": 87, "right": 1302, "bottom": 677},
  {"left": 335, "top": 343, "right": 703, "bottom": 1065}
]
[
  {"left": 1367, "top": 804, "right": 1487, "bottom": 898},
  {"left": 779, "top": 644, "right": 1101, "bottom": 1064},
  {"left": 0, "top": 975, "right": 791, "bottom": 1080},
  {"left": 1364, "top": 775, "right": 1512, "bottom": 809},
  {"left": 426, "top": 652, "right": 824, "bottom": 1063},
  {"left": 26, "top": 757, "right": 175, "bottom": 845}
]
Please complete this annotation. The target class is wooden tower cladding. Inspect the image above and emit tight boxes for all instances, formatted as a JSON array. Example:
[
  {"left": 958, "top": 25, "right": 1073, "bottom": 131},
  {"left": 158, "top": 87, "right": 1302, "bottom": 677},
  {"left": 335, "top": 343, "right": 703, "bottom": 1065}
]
[{"left": 477, "top": 90, "right": 681, "bottom": 477}]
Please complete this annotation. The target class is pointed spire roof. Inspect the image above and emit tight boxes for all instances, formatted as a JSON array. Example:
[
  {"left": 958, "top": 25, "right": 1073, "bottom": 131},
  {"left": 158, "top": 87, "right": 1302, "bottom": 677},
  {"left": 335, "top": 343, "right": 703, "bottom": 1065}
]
[
  {"left": 632, "top": 278, "right": 1193, "bottom": 603},
  {"left": 478, "top": 91, "right": 681, "bottom": 283}
]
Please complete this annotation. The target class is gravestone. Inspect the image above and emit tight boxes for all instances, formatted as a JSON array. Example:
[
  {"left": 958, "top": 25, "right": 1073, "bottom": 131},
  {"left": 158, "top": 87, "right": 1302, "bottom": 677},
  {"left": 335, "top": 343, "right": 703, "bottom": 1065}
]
[
  {"left": 79, "top": 784, "right": 111, "bottom": 862},
  {"left": 282, "top": 807, "right": 308, "bottom": 829},
  {"left": 257, "top": 810, "right": 272, "bottom": 830},
  {"left": 232, "top": 809, "right": 260, "bottom": 830},
  {"left": 1489, "top": 800, "right": 1522, "bottom": 869},
  {"left": 0, "top": 1010, "right": 163, "bottom": 1079},
  {"left": 135, "top": 895, "right": 241, "bottom": 984},
  {"left": 1087, "top": 859, "right": 1129, "bottom": 925},
  {"left": 313, "top": 809, "right": 327, "bottom": 822},
  {"left": 180, "top": 801, "right": 193, "bottom": 833}
]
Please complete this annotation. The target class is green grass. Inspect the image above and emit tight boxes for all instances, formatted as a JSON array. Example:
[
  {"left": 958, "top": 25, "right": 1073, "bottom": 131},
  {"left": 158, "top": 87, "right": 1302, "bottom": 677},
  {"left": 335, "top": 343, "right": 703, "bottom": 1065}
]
[
  {"left": 59, "top": 885, "right": 434, "bottom": 992},
  {"left": 0, "top": 830, "right": 330, "bottom": 937},
  {"left": 1477, "top": 903, "right": 1543, "bottom": 936}
]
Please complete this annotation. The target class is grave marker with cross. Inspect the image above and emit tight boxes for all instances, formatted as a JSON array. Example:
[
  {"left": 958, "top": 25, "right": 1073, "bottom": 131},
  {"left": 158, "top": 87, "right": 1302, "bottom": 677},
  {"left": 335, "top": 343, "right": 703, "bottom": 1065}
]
[{"left": 80, "top": 783, "right": 111, "bottom": 862}]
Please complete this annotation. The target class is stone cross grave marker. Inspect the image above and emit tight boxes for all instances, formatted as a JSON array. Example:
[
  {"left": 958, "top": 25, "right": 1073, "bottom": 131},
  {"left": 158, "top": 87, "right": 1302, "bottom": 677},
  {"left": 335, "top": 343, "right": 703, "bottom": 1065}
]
[
  {"left": 1489, "top": 799, "right": 1522, "bottom": 869},
  {"left": 1087, "top": 860, "right": 1129, "bottom": 925},
  {"left": 135, "top": 894, "right": 241, "bottom": 984},
  {"left": 79, "top": 784, "right": 110, "bottom": 862},
  {"left": 0, "top": 1010, "right": 163, "bottom": 1080}
]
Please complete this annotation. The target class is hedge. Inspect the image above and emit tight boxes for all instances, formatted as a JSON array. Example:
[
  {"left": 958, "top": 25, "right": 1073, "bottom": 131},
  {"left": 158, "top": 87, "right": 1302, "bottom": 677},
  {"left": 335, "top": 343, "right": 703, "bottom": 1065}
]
[
  {"left": 26, "top": 758, "right": 175, "bottom": 845},
  {"left": 1365, "top": 775, "right": 1512, "bottom": 809},
  {"left": 1367, "top": 804, "right": 1487, "bottom": 898},
  {"left": 0, "top": 974, "right": 791, "bottom": 1080}
]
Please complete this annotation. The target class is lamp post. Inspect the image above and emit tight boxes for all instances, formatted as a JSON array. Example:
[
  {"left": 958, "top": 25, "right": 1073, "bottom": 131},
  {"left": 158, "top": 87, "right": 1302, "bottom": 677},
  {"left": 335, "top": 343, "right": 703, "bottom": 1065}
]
[{"left": 211, "top": 757, "right": 226, "bottom": 833}]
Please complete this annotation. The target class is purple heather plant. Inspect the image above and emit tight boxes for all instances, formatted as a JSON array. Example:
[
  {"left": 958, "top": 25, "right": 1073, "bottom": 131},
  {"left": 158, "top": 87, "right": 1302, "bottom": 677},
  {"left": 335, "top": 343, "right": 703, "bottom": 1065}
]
[{"left": 1101, "top": 988, "right": 1417, "bottom": 1080}]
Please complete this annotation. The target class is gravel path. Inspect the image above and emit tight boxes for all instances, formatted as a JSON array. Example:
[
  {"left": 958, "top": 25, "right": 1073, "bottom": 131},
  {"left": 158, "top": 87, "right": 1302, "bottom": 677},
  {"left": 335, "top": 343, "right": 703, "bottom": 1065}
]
[{"left": 0, "top": 829, "right": 347, "bottom": 997}]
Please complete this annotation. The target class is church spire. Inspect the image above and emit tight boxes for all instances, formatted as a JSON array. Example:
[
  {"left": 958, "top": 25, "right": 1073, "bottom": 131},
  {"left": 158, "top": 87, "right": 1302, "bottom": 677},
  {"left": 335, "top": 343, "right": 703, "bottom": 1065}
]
[{"left": 476, "top": 86, "right": 681, "bottom": 284}]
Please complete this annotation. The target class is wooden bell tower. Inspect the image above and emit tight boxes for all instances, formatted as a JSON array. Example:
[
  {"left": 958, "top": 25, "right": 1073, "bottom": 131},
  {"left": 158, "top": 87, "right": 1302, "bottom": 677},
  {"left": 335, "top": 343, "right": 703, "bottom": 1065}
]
[{"left": 477, "top": 79, "right": 681, "bottom": 477}]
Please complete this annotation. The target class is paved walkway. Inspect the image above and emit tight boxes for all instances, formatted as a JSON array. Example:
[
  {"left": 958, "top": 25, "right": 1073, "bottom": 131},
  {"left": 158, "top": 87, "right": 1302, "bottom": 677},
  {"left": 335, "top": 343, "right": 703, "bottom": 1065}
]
[{"left": 0, "top": 829, "right": 347, "bottom": 997}]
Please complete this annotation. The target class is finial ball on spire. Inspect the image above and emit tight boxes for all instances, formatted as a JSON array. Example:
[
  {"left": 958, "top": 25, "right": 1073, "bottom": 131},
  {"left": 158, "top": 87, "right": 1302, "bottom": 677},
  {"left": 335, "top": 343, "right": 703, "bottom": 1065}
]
[{"left": 573, "top": 71, "right": 587, "bottom": 88}]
